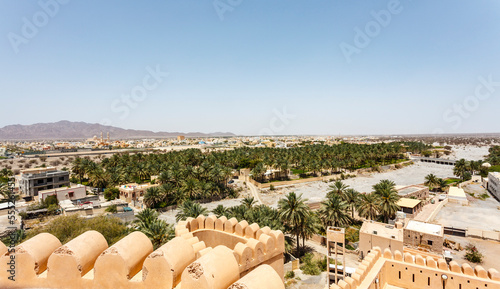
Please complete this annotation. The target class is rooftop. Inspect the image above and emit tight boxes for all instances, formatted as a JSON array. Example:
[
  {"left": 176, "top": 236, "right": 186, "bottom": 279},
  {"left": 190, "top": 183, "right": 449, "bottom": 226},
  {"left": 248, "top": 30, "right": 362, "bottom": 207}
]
[
  {"left": 360, "top": 221, "right": 403, "bottom": 241},
  {"left": 489, "top": 172, "right": 500, "bottom": 178},
  {"left": 448, "top": 187, "right": 467, "bottom": 199},
  {"left": 118, "top": 183, "right": 157, "bottom": 192},
  {"left": 397, "top": 186, "right": 421, "bottom": 196},
  {"left": 396, "top": 198, "right": 421, "bottom": 208},
  {"left": 405, "top": 220, "right": 442, "bottom": 236},
  {"left": 38, "top": 184, "right": 85, "bottom": 194}
]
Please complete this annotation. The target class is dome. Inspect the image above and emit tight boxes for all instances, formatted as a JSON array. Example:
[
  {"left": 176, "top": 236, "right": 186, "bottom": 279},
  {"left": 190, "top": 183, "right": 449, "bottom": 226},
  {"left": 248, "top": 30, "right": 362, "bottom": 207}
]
[{"left": 482, "top": 162, "right": 491, "bottom": 168}]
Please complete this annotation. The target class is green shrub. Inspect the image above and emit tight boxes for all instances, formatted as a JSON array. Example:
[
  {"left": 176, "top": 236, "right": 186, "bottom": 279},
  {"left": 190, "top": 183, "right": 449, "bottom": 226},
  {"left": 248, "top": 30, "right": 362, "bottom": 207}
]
[
  {"left": 44, "top": 195, "right": 58, "bottom": 207},
  {"left": 24, "top": 215, "right": 129, "bottom": 245},
  {"left": 300, "top": 253, "right": 322, "bottom": 275},
  {"left": 47, "top": 204, "right": 59, "bottom": 215},
  {"left": 465, "top": 244, "right": 483, "bottom": 263},
  {"left": 284, "top": 271, "right": 295, "bottom": 279},
  {"left": 345, "top": 227, "right": 359, "bottom": 244},
  {"left": 104, "top": 187, "right": 120, "bottom": 201},
  {"left": 105, "top": 204, "right": 118, "bottom": 213}
]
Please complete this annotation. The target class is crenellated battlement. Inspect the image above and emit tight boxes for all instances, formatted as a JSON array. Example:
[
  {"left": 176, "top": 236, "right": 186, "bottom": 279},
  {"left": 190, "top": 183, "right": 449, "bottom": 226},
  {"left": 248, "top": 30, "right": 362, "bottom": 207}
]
[
  {"left": 175, "top": 215, "right": 285, "bottom": 276},
  {"left": 329, "top": 246, "right": 500, "bottom": 289},
  {"left": 0, "top": 215, "right": 285, "bottom": 289}
]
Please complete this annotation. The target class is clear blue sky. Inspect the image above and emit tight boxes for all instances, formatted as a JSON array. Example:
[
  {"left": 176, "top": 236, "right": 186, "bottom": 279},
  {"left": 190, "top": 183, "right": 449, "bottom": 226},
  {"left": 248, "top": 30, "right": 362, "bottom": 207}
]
[{"left": 1, "top": 0, "right": 499, "bottom": 135}]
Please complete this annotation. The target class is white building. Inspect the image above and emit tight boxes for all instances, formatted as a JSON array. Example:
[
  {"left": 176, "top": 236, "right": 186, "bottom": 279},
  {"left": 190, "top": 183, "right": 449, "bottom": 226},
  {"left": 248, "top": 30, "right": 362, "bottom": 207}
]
[
  {"left": 487, "top": 172, "right": 500, "bottom": 200},
  {"left": 448, "top": 187, "right": 468, "bottom": 205},
  {"left": 38, "top": 185, "right": 87, "bottom": 203}
]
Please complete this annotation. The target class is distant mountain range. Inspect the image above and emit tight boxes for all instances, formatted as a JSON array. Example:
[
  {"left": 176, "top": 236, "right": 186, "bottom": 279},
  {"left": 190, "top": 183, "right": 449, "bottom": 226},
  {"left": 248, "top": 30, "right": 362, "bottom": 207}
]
[{"left": 0, "top": 121, "right": 235, "bottom": 140}]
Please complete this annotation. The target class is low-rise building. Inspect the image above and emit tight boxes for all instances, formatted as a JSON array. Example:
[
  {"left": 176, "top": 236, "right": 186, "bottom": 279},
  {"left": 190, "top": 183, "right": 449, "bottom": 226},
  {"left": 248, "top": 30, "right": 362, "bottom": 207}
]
[
  {"left": 487, "top": 172, "right": 500, "bottom": 200},
  {"left": 396, "top": 198, "right": 423, "bottom": 218},
  {"left": 118, "top": 183, "right": 158, "bottom": 204},
  {"left": 396, "top": 185, "right": 429, "bottom": 199},
  {"left": 403, "top": 220, "right": 443, "bottom": 254},
  {"left": 448, "top": 187, "right": 469, "bottom": 205},
  {"left": 359, "top": 221, "right": 404, "bottom": 259},
  {"left": 38, "top": 185, "right": 87, "bottom": 203},
  {"left": 19, "top": 167, "right": 70, "bottom": 197},
  {"left": 360, "top": 219, "right": 444, "bottom": 259}
]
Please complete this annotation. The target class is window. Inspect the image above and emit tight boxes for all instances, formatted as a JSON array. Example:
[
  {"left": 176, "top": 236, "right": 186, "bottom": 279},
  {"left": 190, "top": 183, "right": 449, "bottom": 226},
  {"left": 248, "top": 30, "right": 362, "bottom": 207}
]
[{"left": 427, "top": 240, "right": 433, "bottom": 246}]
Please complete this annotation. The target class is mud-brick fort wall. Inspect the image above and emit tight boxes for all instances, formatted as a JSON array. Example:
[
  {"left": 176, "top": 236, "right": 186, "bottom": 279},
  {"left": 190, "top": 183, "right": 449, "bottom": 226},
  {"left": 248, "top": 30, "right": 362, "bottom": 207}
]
[
  {"left": 329, "top": 247, "right": 500, "bottom": 289},
  {"left": 0, "top": 215, "right": 285, "bottom": 289}
]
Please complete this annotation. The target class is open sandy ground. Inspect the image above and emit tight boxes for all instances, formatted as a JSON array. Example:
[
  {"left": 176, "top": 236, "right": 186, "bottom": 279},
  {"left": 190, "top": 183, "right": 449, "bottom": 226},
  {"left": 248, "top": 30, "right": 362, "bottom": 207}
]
[{"left": 260, "top": 162, "right": 455, "bottom": 207}]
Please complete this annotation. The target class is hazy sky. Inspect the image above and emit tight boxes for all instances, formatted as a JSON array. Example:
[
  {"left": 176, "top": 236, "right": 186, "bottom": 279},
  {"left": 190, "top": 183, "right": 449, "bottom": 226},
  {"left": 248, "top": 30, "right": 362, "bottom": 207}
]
[{"left": 1, "top": 1, "right": 499, "bottom": 135}]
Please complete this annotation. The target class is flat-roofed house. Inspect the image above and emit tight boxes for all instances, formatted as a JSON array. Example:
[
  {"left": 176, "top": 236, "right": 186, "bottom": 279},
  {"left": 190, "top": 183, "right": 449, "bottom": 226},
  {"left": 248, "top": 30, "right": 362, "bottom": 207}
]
[
  {"left": 396, "top": 198, "right": 423, "bottom": 218},
  {"left": 396, "top": 185, "right": 429, "bottom": 199},
  {"left": 448, "top": 187, "right": 468, "bottom": 205},
  {"left": 38, "top": 185, "right": 87, "bottom": 203},
  {"left": 118, "top": 183, "right": 159, "bottom": 205},
  {"left": 403, "top": 220, "right": 444, "bottom": 254},
  {"left": 359, "top": 221, "right": 404, "bottom": 259}
]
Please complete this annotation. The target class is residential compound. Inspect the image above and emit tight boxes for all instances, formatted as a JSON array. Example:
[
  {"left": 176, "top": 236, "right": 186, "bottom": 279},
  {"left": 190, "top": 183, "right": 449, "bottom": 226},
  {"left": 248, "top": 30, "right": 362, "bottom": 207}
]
[
  {"left": 118, "top": 182, "right": 159, "bottom": 204},
  {"left": 487, "top": 172, "right": 500, "bottom": 200},
  {"left": 18, "top": 167, "right": 70, "bottom": 197}
]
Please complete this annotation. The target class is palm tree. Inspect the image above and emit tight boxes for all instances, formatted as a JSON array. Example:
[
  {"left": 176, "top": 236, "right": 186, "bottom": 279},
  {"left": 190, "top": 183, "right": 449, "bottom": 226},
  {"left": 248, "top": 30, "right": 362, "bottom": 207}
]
[
  {"left": 278, "top": 192, "right": 310, "bottom": 256},
  {"left": 135, "top": 208, "right": 160, "bottom": 226},
  {"left": 71, "top": 157, "right": 86, "bottom": 182},
  {"left": 424, "top": 174, "right": 439, "bottom": 191},
  {"left": 373, "top": 180, "right": 400, "bottom": 223},
  {"left": 343, "top": 189, "right": 360, "bottom": 219},
  {"left": 437, "top": 178, "right": 448, "bottom": 192},
  {"left": 88, "top": 168, "right": 107, "bottom": 189},
  {"left": 0, "top": 183, "right": 11, "bottom": 201},
  {"left": 181, "top": 178, "right": 200, "bottom": 199},
  {"left": 212, "top": 205, "right": 228, "bottom": 218},
  {"left": 356, "top": 193, "right": 379, "bottom": 220},
  {"left": 143, "top": 186, "right": 165, "bottom": 208},
  {"left": 134, "top": 208, "right": 173, "bottom": 249},
  {"left": 318, "top": 194, "right": 351, "bottom": 228},
  {"left": 176, "top": 200, "right": 208, "bottom": 222},
  {"left": 327, "top": 180, "right": 349, "bottom": 199},
  {"left": 241, "top": 197, "right": 257, "bottom": 209},
  {"left": 453, "top": 159, "right": 467, "bottom": 180},
  {"left": 300, "top": 212, "right": 320, "bottom": 249},
  {"left": 142, "top": 219, "right": 173, "bottom": 249}
]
